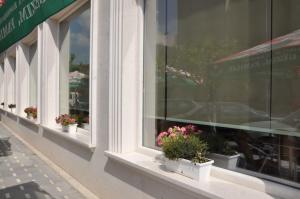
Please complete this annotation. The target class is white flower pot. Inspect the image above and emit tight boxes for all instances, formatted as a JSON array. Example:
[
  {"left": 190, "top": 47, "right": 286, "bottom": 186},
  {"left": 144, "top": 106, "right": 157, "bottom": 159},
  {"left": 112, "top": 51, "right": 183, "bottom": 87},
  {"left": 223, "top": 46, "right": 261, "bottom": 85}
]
[
  {"left": 164, "top": 157, "right": 214, "bottom": 181},
  {"left": 62, "top": 124, "right": 77, "bottom": 134},
  {"left": 208, "top": 153, "right": 240, "bottom": 170},
  {"left": 26, "top": 115, "right": 36, "bottom": 121},
  {"left": 82, "top": 123, "right": 90, "bottom": 131}
]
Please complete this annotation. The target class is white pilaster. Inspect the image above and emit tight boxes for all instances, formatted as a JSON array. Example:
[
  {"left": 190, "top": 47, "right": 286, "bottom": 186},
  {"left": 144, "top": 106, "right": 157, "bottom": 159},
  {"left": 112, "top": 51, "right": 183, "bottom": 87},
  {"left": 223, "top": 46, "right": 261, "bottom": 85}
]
[
  {"left": 16, "top": 43, "right": 30, "bottom": 116},
  {"left": 41, "top": 19, "right": 60, "bottom": 126},
  {"left": 109, "top": 0, "right": 143, "bottom": 153}
]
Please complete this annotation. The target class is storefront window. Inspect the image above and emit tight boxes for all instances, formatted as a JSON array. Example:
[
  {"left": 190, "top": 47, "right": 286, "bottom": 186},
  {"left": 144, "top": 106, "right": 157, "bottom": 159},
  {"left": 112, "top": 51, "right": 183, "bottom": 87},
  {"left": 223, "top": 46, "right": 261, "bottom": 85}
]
[
  {"left": 144, "top": 0, "right": 300, "bottom": 186},
  {"left": 59, "top": 3, "right": 90, "bottom": 130},
  {"left": 29, "top": 42, "right": 38, "bottom": 107}
]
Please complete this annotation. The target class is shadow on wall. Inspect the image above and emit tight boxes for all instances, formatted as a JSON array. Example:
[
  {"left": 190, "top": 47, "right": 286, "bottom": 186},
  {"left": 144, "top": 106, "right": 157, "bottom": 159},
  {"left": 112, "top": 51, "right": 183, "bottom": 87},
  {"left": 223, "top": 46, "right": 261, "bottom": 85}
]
[
  {"left": 19, "top": 118, "right": 39, "bottom": 133},
  {"left": 104, "top": 159, "right": 209, "bottom": 199},
  {"left": 42, "top": 128, "right": 93, "bottom": 161},
  {"left": 6, "top": 112, "right": 17, "bottom": 121},
  {"left": 0, "top": 181, "right": 55, "bottom": 199}
]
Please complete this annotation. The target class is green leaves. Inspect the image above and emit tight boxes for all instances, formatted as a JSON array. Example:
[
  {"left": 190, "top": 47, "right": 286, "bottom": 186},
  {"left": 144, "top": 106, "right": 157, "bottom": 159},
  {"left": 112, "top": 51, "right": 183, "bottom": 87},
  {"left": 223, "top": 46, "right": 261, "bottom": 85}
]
[{"left": 162, "top": 134, "right": 208, "bottom": 163}]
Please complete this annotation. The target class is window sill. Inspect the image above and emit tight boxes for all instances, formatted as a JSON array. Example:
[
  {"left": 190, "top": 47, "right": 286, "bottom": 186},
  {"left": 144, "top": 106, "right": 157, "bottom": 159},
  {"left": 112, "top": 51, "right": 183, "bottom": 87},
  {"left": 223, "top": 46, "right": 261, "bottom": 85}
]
[
  {"left": 41, "top": 125, "right": 95, "bottom": 151},
  {"left": 104, "top": 151, "right": 298, "bottom": 199},
  {"left": 19, "top": 116, "right": 39, "bottom": 125},
  {"left": 6, "top": 110, "right": 17, "bottom": 115},
  {"left": 1, "top": 109, "right": 96, "bottom": 151},
  {"left": 6, "top": 111, "right": 18, "bottom": 120},
  {"left": 0, "top": 108, "right": 6, "bottom": 114}
]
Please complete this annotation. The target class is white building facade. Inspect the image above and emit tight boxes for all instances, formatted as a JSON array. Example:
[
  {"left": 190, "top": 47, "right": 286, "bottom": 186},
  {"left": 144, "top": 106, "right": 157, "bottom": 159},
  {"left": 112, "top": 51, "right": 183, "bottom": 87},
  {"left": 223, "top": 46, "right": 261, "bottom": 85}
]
[{"left": 0, "top": 0, "right": 300, "bottom": 198}]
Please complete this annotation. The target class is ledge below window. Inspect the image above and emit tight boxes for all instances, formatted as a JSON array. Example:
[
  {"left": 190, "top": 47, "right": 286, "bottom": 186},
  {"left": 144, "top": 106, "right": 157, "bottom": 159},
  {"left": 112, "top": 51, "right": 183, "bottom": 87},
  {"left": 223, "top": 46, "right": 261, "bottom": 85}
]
[
  {"left": 104, "top": 151, "right": 299, "bottom": 199},
  {"left": 1, "top": 110, "right": 96, "bottom": 151},
  {"left": 41, "top": 125, "right": 95, "bottom": 151},
  {"left": 18, "top": 116, "right": 39, "bottom": 125}
]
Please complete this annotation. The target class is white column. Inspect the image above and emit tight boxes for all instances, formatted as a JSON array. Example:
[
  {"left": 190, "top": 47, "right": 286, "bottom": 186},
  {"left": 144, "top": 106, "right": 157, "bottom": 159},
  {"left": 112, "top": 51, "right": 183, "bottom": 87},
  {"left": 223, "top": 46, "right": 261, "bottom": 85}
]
[
  {"left": 41, "top": 19, "right": 60, "bottom": 126},
  {"left": 16, "top": 43, "right": 30, "bottom": 116},
  {"left": 37, "top": 25, "right": 43, "bottom": 124},
  {"left": 109, "top": 0, "right": 143, "bottom": 153}
]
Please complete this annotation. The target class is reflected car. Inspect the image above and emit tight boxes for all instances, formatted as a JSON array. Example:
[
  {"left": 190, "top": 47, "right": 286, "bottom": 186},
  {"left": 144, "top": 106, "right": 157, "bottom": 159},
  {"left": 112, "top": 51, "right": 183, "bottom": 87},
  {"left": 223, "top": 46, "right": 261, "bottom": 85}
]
[{"left": 158, "top": 100, "right": 269, "bottom": 125}]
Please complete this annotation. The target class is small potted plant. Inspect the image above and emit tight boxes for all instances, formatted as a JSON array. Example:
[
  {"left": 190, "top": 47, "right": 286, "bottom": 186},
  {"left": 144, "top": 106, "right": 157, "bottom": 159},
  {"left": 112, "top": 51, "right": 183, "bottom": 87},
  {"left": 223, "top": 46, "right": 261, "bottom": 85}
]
[
  {"left": 55, "top": 114, "right": 77, "bottom": 134},
  {"left": 157, "top": 125, "right": 213, "bottom": 181},
  {"left": 82, "top": 116, "right": 90, "bottom": 130},
  {"left": 24, "top": 107, "right": 37, "bottom": 120},
  {"left": 206, "top": 134, "right": 240, "bottom": 170},
  {"left": 8, "top": 104, "right": 16, "bottom": 112}
]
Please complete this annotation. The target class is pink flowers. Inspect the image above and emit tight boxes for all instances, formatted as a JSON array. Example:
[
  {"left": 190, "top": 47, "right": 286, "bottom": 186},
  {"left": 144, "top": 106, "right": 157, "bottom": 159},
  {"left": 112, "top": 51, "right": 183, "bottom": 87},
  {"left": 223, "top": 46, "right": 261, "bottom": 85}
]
[
  {"left": 0, "top": 0, "right": 5, "bottom": 7},
  {"left": 156, "top": 125, "right": 202, "bottom": 146},
  {"left": 186, "top": 124, "right": 202, "bottom": 134},
  {"left": 24, "top": 107, "right": 37, "bottom": 119},
  {"left": 157, "top": 131, "right": 168, "bottom": 146},
  {"left": 55, "top": 114, "right": 77, "bottom": 126}
]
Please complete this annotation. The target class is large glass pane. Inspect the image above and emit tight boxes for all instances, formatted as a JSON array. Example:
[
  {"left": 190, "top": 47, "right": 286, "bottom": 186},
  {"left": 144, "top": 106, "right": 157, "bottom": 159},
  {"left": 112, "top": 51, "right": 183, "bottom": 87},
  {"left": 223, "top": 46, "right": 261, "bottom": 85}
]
[
  {"left": 59, "top": 4, "right": 90, "bottom": 130},
  {"left": 143, "top": 0, "right": 300, "bottom": 187},
  {"left": 269, "top": 0, "right": 300, "bottom": 183},
  {"left": 144, "top": 0, "right": 271, "bottom": 147},
  {"left": 29, "top": 42, "right": 38, "bottom": 107}
]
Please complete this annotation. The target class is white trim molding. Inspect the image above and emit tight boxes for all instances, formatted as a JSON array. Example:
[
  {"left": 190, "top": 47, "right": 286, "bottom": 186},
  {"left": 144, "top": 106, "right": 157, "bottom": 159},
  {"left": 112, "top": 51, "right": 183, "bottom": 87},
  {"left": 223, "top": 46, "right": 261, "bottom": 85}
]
[{"left": 109, "top": 0, "right": 144, "bottom": 153}]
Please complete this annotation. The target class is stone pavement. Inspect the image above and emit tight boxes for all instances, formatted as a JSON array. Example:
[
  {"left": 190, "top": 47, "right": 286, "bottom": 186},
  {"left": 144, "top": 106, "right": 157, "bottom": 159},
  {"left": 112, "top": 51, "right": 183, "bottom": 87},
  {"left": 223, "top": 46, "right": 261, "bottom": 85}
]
[{"left": 0, "top": 123, "right": 87, "bottom": 199}]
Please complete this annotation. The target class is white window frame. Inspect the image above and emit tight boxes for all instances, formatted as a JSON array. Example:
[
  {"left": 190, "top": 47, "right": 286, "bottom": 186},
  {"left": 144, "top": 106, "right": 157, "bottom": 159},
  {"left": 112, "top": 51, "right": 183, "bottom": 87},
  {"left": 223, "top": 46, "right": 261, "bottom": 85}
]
[{"left": 41, "top": 0, "right": 96, "bottom": 148}]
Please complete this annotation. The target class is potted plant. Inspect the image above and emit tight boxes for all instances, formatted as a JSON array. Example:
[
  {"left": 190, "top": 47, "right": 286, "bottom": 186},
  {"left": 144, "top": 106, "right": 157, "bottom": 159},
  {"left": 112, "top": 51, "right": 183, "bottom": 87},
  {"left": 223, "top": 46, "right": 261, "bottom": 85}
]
[
  {"left": 157, "top": 125, "right": 213, "bottom": 181},
  {"left": 55, "top": 114, "right": 77, "bottom": 134},
  {"left": 24, "top": 107, "right": 37, "bottom": 120},
  {"left": 82, "top": 116, "right": 90, "bottom": 130},
  {"left": 8, "top": 104, "right": 16, "bottom": 112},
  {"left": 206, "top": 134, "right": 240, "bottom": 170}
]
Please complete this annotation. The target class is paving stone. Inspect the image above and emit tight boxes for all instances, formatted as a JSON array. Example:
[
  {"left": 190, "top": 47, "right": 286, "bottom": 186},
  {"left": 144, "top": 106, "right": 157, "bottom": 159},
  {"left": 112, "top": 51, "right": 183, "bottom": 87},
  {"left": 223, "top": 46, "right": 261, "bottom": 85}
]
[{"left": 0, "top": 124, "right": 87, "bottom": 199}]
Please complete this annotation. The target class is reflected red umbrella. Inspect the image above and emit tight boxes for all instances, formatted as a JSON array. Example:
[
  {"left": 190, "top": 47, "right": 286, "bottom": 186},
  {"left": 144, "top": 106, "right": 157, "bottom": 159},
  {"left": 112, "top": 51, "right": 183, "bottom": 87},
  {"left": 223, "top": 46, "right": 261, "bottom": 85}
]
[
  {"left": 216, "top": 29, "right": 300, "bottom": 64},
  {"left": 0, "top": 0, "right": 5, "bottom": 6}
]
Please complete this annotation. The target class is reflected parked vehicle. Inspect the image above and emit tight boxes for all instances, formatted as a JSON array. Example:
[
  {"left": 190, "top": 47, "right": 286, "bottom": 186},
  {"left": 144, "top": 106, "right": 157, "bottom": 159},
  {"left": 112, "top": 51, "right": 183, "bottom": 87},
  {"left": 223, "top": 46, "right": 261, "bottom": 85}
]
[
  {"left": 159, "top": 100, "right": 269, "bottom": 125},
  {"left": 243, "top": 109, "right": 300, "bottom": 132},
  {"left": 212, "top": 102, "right": 269, "bottom": 125},
  {"left": 280, "top": 109, "right": 300, "bottom": 130}
]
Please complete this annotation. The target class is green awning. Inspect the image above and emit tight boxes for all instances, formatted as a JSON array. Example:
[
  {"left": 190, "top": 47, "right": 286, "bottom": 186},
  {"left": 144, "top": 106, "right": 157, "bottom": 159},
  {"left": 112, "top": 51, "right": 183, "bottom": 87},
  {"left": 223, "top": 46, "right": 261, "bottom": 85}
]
[{"left": 0, "top": 0, "right": 75, "bottom": 54}]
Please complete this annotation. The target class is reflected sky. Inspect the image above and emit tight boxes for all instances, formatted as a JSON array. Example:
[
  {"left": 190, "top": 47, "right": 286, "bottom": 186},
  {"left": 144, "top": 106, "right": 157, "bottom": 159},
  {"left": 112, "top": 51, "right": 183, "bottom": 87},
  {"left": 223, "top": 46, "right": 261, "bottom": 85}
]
[{"left": 69, "top": 9, "right": 90, "bottom": 65}]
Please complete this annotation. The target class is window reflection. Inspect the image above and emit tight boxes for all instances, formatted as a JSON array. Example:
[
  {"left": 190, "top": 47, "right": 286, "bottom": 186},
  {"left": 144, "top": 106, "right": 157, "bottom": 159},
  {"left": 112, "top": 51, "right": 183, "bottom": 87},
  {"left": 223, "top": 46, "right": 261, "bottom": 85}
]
[
  {"left": 144, "top": 0, "right": 300, "bottom": 186},
  {"left": 59, "top": 4, "right": 90, "bottom": 130}
]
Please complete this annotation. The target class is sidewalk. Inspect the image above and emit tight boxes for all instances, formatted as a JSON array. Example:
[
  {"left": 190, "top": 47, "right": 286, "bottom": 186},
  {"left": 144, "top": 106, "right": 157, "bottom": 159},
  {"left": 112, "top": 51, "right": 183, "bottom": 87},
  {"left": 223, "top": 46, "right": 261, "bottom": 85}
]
[{"left": 0, "top": 123, "right": 87, "bottom": 199}]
